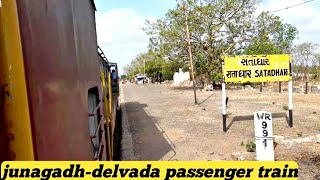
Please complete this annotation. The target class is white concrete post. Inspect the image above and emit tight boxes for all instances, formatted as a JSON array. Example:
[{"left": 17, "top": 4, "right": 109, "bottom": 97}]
[{"left": 254, "top": 111, "right": 274, "bottom": 161}]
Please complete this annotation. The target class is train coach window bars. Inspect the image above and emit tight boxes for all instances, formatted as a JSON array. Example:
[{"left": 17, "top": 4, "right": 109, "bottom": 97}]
[
  {"left": 88, "top": 87, "right": 105, "bottom": 160},
  {"left": 88, "top": 89, "right": 99, "bottom": 157}
]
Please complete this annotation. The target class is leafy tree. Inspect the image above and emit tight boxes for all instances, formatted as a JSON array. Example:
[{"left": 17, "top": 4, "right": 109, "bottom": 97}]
[
  {"left": 144, "top": 0, "right": 260, "bottom": 86},
  {"left": 125, "top": 0, "right": 299, "bottom": 88},
  {"left": 120, "top": 74, "right": 127, "bottom": 79},
  {"left": 123, "top": 50, "right": 187, "bottom": 81},
  {"left": 291, "top": 42, "right": 320, "bottom": 82},
  {"left": 244, "top": 11, "right": 298, "bottom": 55}
]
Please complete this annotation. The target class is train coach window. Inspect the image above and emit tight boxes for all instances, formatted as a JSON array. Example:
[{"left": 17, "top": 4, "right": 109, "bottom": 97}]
[{"left": 88, "top": 88, "right": 100, "bottom": 158}]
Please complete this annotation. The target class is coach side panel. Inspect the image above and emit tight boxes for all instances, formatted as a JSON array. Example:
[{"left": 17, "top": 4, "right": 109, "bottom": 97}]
[{"left": 16, "top": 0, "right": 101, "bottom": 160}]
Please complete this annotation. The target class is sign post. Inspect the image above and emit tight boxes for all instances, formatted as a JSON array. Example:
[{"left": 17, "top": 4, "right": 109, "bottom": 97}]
[
  {"left": 221, "top": 54, "right": 293, "bottom": 130},
  {"left": 222, "top": 55, "right": 292, "bottom": 83},
  {"left": 288, "top": 80, "right": 293, "bottom": 127},
  {"left": 222, "top": 83, "right": 227, "bottom": 132},
  {"left": 254, "top": 111, "right": 274, "bottom": 161}
]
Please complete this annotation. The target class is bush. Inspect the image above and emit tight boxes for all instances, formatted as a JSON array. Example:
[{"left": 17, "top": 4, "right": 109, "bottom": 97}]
[{"left": 241, "top": 141, "right": 256, "bottom": 152}]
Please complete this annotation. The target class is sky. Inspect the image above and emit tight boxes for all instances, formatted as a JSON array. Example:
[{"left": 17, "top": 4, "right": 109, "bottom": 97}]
[{"left": 94, "top": 0, "right": 320, "bottom": 75}]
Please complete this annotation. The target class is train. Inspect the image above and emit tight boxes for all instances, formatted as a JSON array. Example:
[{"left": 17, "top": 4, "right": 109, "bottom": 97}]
[{"left": 0, "top": 0, "right": 120, "bottom": 161}]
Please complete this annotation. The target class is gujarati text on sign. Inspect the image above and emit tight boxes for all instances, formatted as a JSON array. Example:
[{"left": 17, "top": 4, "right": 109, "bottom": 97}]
[{"left": 222, "top": 55, "right": 292, "bottom": 83}]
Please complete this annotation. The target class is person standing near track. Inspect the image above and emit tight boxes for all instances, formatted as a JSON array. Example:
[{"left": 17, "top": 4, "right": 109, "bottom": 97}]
[
  {"left": 157, "top": 71, "right": 163, "bottom": 84},
  {"left": 111, "top": 70, "right": 117, "bottom": 80}
]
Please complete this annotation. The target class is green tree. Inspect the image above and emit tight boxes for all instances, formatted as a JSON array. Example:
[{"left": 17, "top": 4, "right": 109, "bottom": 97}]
[
  {"left": 244, "top": 11, "right": 298, "bottom": 55},
  {"left": 144, "top": 0, "right": 260, "bottom": 86},
  {"left": 120, "top": 74, "right": 127, "bottom": 79},
  {"left": 126, "top": 0, "right": 298, "bottom": 88},
  {"left": 123, "top": 50, "right": 186, "bottom": 81},
  {"left": 291, "top": 42, "right": 320, "bottom": 82}
]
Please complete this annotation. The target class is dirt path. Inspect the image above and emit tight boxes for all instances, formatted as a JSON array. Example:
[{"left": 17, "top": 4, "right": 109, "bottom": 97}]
[{"left": 121, "top": 83, "right": 320, "bottom": 179}]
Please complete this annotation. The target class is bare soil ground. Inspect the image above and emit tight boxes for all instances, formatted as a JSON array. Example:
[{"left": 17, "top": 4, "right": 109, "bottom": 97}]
[{"left": 122, "top": 83, "right": 320, "bottom": 180}]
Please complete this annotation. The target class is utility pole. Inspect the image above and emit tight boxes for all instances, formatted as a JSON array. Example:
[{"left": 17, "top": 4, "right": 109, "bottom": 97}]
[
  {"left": 144, "top": 58, "right": 146, "bottom": 76},
  {"left": 143, "top": 58, "right": 146, "bottom": 85},
  {"left": 182, "top": 0, "right": 198, "bottom": 105}
]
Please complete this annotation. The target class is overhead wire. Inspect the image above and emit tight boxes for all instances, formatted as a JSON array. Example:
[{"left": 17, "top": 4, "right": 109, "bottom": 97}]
[{"left": 269, "top": 0, "right": 317, "bottom": 13}]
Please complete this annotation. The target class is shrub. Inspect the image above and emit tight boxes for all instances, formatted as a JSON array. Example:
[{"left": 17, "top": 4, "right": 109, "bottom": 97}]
[{"left": 241, "top": 141, "right": 256, "bottom": 152}]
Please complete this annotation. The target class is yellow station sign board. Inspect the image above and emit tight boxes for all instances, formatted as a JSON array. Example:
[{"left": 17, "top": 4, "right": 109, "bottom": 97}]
[{"left": 222, "top": 54, "right": 292, "bottom": 83}]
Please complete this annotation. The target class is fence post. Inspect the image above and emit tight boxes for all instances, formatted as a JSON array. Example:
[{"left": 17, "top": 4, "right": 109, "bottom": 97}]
[
  {"left": 279, "top": 82, "right": 282, "bottom": 93},
  {"left": 305, "top": 81, "right": 308, "bottom": 94}
]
